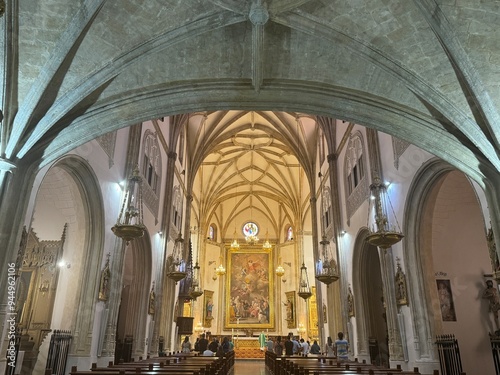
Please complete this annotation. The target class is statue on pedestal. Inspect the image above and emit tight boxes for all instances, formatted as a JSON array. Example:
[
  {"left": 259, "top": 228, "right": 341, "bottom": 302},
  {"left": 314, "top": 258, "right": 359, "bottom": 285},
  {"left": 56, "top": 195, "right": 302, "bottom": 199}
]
[{"left": 482, "top": 280, "right": 500, "bottom": 333}]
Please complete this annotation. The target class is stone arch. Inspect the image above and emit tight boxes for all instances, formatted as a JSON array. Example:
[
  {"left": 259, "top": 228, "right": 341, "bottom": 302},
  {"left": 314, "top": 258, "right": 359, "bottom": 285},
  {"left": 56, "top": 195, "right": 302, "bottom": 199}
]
[
  {"left": 46, "top": 155, "right": 106, "bottom": 356},
  {"left": 116, "top": 234, "right": 152, "bottom": 359},
  {"left": 351, "top": 227, "right": 374, "bottom": 361},
  {"left": 403, "top": 157, "right": 491, "bottom": 372},
  {"left": 403, "top": 158, "right": 455, "bottom": 363}
]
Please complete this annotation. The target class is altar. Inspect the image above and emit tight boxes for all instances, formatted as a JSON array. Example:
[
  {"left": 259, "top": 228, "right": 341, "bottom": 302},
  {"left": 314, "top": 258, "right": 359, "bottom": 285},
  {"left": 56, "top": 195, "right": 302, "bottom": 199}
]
[{"left": 233, "top": 337, "right": 265, "bottom": 359}]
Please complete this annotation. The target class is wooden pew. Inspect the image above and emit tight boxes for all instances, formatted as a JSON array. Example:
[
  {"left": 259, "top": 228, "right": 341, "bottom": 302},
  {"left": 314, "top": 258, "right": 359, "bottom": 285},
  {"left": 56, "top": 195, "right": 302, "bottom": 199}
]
[
  {"left": 73, "top": 351, "right": 235, "bottom": 375},
  {"left": 265, "top": 351, "right": 432, "bottom": 375}
]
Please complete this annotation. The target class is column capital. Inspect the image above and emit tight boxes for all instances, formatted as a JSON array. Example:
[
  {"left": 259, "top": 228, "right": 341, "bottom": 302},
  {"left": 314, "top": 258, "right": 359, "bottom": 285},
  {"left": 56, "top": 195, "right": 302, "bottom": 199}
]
[
  {"left": 168, "top": 151, "right": 177, "bottom": 160},
  {"left": 0, "top": 158, "right": 16, "bottom": 173}
]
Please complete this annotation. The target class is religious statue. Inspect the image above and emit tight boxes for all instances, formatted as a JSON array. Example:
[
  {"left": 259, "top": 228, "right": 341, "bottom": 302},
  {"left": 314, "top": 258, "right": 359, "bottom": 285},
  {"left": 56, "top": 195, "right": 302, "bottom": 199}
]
[
  {"left": 482, "top": 279, "right": 500, "bottom": 332},
  {"left": 148, "top": 282, "right": 155, "bottom": 315},
  {"left": 98, "top": 254, "right": 111, "bottom": 301},
  {"left": 206, "top": 298, "right": 214, "bottom": 319},
  {"left": 487, "top": 227, "right": 500, "bottom": 279},
  {"left": 284, "top": 298, "right": 294, "bottom": 322},
  {"left": 394, "top": 258, "right": 408, "bottom": 306},
  {"left": 347, "top": 286, "right": 355, "bottom": 317}
]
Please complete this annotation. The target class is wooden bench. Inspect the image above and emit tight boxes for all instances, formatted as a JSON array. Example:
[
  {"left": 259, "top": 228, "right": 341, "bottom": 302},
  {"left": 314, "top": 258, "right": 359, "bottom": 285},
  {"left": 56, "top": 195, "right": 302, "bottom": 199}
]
[
  {"left": 265, "top": 351, "right": 441, "bottom": 375},
  {"left": 71, "top": 352, "right": 235, "bottom": 375}
]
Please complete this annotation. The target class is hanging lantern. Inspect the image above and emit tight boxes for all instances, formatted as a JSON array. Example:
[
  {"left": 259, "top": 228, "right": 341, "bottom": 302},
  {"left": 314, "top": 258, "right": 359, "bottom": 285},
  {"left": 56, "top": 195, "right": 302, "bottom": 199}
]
[
  {"left": 366, "top": 175, "right": 404, "bottom": 249},
  {"left": 262, "top": 230, "right": 272, "bottom": 250},
  {"left": 298, "top": 262, "right": 313, "bottom": 300},
  {"left": 189, "top": 261, "right": 203, "bottom": 300},
  {"left": 166, "top": 233, "right": 187, "bottom": 283},
  {"left": 315, "top": 236, "right": 339, "bottom": 286},
  {"left": 230, "top": 230, "right": 240, "bottom": 250},
  {"left": 111, "top": 167, "right": 146, "bottom": 244}
]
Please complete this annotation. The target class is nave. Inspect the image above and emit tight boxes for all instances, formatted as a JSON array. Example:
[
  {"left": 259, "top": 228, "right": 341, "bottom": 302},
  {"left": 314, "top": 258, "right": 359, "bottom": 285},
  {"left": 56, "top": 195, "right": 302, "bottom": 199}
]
[{"left": 233, "top": 360, "right": 267, "bottom": 375}]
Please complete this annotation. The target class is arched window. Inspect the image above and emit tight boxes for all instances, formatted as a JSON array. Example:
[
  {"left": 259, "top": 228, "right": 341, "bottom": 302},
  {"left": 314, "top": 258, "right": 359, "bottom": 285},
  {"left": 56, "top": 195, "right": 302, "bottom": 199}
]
[
  {"left": 322, "top": 186, "right": 333, "bottom": 231},
  {"left": 344, "top": 131, "right": 368, "bottom": 221},
  {"left": 286, "top": 225, "right": 293, "bottom": 241},
  {"left": 318, "top": 128, "right": 325, "bottom": 166},
  {"left": 178, "top": 129, "right": 185, "bottom": 166},
  {"left": 140, "top": 130, "right": 162, "bottom": 221},
  {"left": 345, "top": 132, "right": 365, "bottom": 196},
  {"left": 142, "top": 130, "right": 162, "bottom": 194},
  {"left": 172, "top": 186, "right": 182, "bottom": 231}
]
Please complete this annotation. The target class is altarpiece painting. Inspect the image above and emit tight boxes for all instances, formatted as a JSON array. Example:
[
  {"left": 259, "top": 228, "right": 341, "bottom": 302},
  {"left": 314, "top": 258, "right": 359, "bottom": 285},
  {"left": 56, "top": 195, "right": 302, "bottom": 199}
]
[{"left": 225, "top": 247, "right": 274, "bottom": 330}]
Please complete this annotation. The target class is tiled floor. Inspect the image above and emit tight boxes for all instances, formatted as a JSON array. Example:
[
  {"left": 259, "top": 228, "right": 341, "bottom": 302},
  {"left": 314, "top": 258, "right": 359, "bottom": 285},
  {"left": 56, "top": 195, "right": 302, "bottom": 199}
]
[{"left": 233, "top": 359, "right": 268, "bottom": 375}]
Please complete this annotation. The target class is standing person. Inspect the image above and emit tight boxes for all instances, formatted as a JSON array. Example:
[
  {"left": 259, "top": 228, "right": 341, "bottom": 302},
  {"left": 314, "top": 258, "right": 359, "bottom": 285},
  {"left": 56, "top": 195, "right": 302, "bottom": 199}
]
[
  {"left": 325, "top": 336, "right": 335, "bottom": 356},
  {"left": 292, "top": 336, "right": 300, "bottom": 355},
  {"left": 334, "top": 332, "right": 349, "bottom": 361},
  {"left": 300, "top": 338, "right": 309, "bottom": 355},
  {"left": 284, "top": 335, "right": 294, "bottom": 356},
  {"left": 266, "top": 336, "right": 274, "bottom": 352},
  {"left": 221, "top": 336, "right": 230, "bottom": 353},
  {"left": 198, "top": 333, "right": 209, "bottom": 354},
  {"left": 181, "top": 336, "right": 191, "bottom": 353},
  {"left": 274, "top": 336, "right": 283, "bottom": 356},
  {"left": 194, "top": 337, "right": 200, "bottom": 352},
  {"left": 258, "top": 331, "right": 266, "bottom": 350}
]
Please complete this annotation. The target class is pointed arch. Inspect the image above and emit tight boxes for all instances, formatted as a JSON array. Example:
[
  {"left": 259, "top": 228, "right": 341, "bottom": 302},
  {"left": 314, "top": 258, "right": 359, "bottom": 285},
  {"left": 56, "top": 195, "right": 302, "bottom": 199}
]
[
  {"left": 402, "top": 158, "right": 455, "bottom": 363},
  {"left": 50, "top": 155, "right": 105, "bottom": 355}
]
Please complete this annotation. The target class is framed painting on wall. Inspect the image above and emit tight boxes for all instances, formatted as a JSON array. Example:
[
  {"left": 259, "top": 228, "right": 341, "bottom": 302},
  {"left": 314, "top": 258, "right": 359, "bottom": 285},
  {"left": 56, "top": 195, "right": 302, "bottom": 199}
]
[
  {"left": 436, "top": 279, "right": 457, "bottom": 321},
  {"left": 225, "top": 247, "right": 274, "bottom": 330},
  {"left": 285, "top": 291, "right": 296, "bottom": 329},
  {"left": 203, "top": 290, "right": 214, "bottom": 328}
]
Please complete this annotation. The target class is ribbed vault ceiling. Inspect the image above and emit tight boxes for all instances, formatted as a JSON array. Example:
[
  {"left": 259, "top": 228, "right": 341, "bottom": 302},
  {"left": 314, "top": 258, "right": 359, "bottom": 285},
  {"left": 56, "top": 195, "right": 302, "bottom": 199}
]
[
  {"left": 1, "top": 0, "right": 499, "bottom": 188},
  {"left": 188, "top": 111, "right": 318, "bottom": 241}
]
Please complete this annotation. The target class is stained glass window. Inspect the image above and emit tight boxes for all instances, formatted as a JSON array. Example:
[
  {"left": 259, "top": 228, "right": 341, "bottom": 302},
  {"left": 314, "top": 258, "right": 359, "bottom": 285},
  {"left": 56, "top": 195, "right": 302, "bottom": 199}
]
[{"left": 242, "top": 222, "right": 259, "bottom": 237}]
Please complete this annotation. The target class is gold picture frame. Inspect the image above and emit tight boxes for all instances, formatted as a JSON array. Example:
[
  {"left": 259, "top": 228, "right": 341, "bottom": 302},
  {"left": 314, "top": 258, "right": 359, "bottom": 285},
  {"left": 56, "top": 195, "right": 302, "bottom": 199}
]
[
  {"left": 203, "top": 290, "right": 214, "bottom": 328},
  {"left": 225, "top": 246, "right": 274, "bottom": 329},
  {"left": 285, "top": 291, "right": 296, "bottom": 328}
]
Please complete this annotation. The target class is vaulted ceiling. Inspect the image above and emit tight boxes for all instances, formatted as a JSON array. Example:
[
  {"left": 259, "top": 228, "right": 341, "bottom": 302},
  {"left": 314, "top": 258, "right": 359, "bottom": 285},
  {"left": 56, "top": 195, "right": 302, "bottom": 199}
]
[
  {"left": 187, "top": 111, "right": 319, "bottom": 241},
  {"left": 1, "top": 0, "right": 499, "bottom": 188}
]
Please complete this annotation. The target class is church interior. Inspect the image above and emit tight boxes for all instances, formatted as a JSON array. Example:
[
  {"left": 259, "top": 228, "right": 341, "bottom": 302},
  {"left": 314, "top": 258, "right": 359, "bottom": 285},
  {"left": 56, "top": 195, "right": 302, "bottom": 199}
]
[{"left": 1, "top": 2, "right": 500, "bottom": 375}]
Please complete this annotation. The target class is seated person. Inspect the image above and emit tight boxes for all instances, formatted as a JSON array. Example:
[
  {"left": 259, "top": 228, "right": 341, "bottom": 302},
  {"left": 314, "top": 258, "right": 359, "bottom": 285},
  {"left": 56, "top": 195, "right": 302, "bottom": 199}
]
[
  {"left": 309, "top": 340, "right": 321, "bottom": 355},
  {"left": 202, "top": 349, "right": 214, "bottom": 356}
]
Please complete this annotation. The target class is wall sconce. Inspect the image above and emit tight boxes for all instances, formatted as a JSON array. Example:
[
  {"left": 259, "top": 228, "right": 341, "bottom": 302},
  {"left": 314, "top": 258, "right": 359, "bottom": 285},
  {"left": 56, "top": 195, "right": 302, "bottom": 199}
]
[
  {"left": 281, "top": 262, "right": 291, "bottom": 283},
  {"left": 297, "top": 323, "right": 306, "bottom": 338},
  {"left": 215, "top": 256, "right": 226, "bottom": 278},
  {"left": 276, "top": 257, "right": 285, "bottom": 277},
  {"left": 194, "top": 322, "right": 204, "bottom": 334},
  {"left": 58, "top": 260, "right": 71, "bottom": 268}
]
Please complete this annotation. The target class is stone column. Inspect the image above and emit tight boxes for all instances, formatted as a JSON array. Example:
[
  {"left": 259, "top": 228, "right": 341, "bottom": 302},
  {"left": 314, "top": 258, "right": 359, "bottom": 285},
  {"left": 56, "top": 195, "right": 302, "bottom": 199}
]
[
  {"left": 151, "top": 151, "right": 177, "bottom": 355},
  {"left": 0, "top": 158, "right": 39, "bottom": 373},
  {"left": 326, "top": 153, "right": 347, "bottom": 343},
  {"left": 379, "top": 247, "right": 405, "bottom": 362},
  {"left": 100, "top": 243, "right": 127, "bottom": 359}
]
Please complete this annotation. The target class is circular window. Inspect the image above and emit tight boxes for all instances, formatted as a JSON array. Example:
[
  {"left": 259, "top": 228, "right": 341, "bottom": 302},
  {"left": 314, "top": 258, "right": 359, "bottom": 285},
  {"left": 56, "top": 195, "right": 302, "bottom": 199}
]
[{"left": 242, "top": 222, "right": 259, "bottom": 237}]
